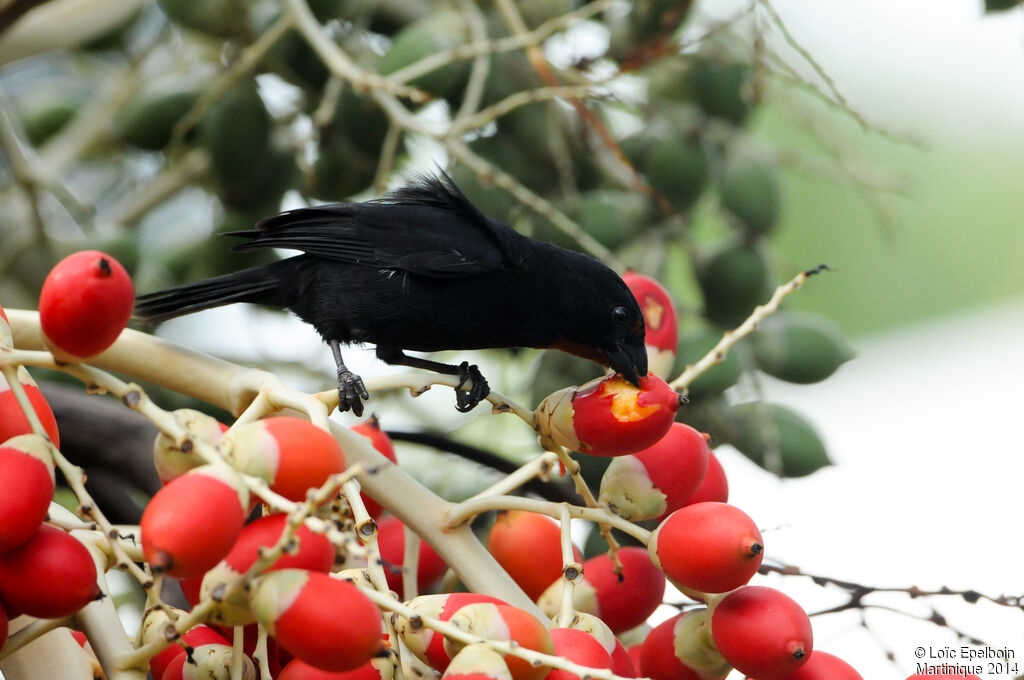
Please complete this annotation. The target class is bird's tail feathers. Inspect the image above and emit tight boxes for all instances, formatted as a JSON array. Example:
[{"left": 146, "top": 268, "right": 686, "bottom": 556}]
[{"left": 134, "top": 265, "right": 282, "bottom": 322}]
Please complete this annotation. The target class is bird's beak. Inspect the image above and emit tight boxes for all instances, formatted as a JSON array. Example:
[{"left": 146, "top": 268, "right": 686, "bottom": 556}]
[{"left": 608, "top": 343, "right": 648, "bottom": 387}]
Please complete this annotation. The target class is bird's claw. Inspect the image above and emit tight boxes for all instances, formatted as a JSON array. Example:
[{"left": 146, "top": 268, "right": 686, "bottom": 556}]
[
  {"left": 454, "top": 361, "right": 490, "bottom": 413},
  {"left": 337, "top": 369, "right": 370, "bottom": 417}
]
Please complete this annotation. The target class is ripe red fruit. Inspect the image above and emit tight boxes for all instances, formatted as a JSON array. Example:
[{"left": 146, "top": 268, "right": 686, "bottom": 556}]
[
  {"left": 220, "top": 417, "right": 345, "bottom": 502},
  {"left": 149, "top": 624, "right": 230, "bottom": 680},
  {"left": 375, "top": 515, "right": 448, "bottom": 598},
  {"left": 141, "top": 466, "right": 249, "bottom": 578},
  {"left": 682, "top": 450, "right": 728, "bottom": 506},
  {"left": 201, "top": 513, "right": 336, "bottom": 625},
  {"left": 350, "top": 417, "right": 398, "bottom": 518},
  {"left": 0, "top": 600, "right": 8, "bottom": 651},
  {"left": 546, "top": 628, "right": 613, "bottom": 680},
  {"left": 539, "top": 547, "right": 666, "bottom": 634},
  {"left": 536, "top": 374, "right": 681, "bottom": 457},
  {"left": 445, "top": 603, "right": 554, "bottom": 680},
  {"left": 0, "top": 434, "right": 56, "bottom": 552},
  {"left": 280, "top": 657, "right": 394, "bottom": 680},
  {"left": 0, "top": 524, "right": 100, "bottom": 618},
  {"left": 622, "top": 273, "right": 678, "bottom": 379},
  {"left": 786, "top": 650, "right": 863, "bottom": 679},
  {"left": 639, "top": 612, "right": 729, "bottom": 680},
  {"left": 251, "top": 570, "right": 383, "bottom": 672},
  {"left": 397, "top": 593, "right": 507, "bottom": 672},
  {"left": 599, "top": 423, "right": 709, "bottom": 521},
  {"left": 38, "top": 250, "right": 134, "bottom": 361},
  {"left": 649, "top": 502, "right": 763, "bottom": 594},
  {"left": 160, "top": 641, "right": 256, "bottom": 680},
  {"left": 0, "top": 367, "right": 60, "bottom": 447},
  {"left": 564, "top": 613, "right": 635, "bottom": 678},
  {"left": 710, "top": 586, "right": 813, "bottom": 679},
  {"left": 487, "top": 511, "right": 581, "bottom": 601},
  {"left": 153, "top": 409, "right": 228, "bottom": 484}
]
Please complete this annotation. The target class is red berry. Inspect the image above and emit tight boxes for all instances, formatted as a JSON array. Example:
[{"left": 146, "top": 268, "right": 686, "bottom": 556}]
[
  {"left": 141, "top": 466, "right": 249, "bottom": 578},
  {"left": 39, "top": 250, "right": 134, "bottom": 361},
  {"left": 622, "top": 273, "right": 678, "bottom": 379},
  {"left": 160, "top": 641, "right": 255, "bottom": 680},
  {"left": 546, "top": 628, "right": 613, "bottom": 680},
  {"left": 397, "top": 593, "right": 507, "bottom": 672},
  {"left": 539, "top": 547, "right": 666, "bottom": 634},
  {"left": 682, "top": 450, "right": 728, "bottom": 506},
  {"left": 639, "top": 612, "right": 726, "bottom": 680},
  {"left": 573, "top": 374, "right": 681, "bottom": 457},
  {"left": 0, "top": 600, "right": 8, "bottom": 651},
  {"left": 375, "top": 515, "right": 448, "bottom": 598},
  {"left": 625, "top": 645, "right": 643, "bottom": 677},
  {"left": 649, "top": 502, "right": 763, "bottom": 594},
  {"left": 487, "top": 511, "right": 581, "bottom": 601},
  {"left": 599, "top": 423, "right": 709, "bottom": 521},
  {"left": 350, "top": 417, "right": 398, "bottom": 518},
  {"left": 221, "top": 417, "right": 345, "bottom": 502},
  {"left": 710, "top": 586, "right": 813, "bottom": 679},
  {"left": 0, "top": 524, "right": 100, "bottom": 618},
  {"left": 149, "top": 624, "right": 230, "bottom": 680},
  {"left": 560, "top": 612, "right": 635, "bottom": 678},
  {"left": 251, "top": 570, "right": 383, "bottom": 672},
  {"left": 0, "top": 368, "right": 60, "bottom": 448},
  {"left": 536, "top": 374, "right": 681, "bottom": 458},
  {"left": 280, "top": 657, "right": 394, "bottom": 680},
  {"left": 201, "top": 513, "right": 336, "bottom": 625},
  {"left": 445, "top": 603, "right": 554, "bottom": 680},
  {"left": 786, "top": 650, "right": 863, "bottom": 679},
  {"left": 0, "top": 434, "right": 56, "bottom": 552}
]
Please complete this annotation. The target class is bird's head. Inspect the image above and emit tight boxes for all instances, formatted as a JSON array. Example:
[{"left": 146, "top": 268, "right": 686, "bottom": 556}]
[
  {"left": 550, "top": 264, "right": 649, "bottom": 387},
  {"left": 602, "top": 297, "right": 649, "bottom": 386}
]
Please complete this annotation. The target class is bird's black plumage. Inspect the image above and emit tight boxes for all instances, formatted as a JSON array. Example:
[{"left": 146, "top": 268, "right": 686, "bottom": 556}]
[{"left": 134, "top": 174, "right": 648, "bottom": 415}]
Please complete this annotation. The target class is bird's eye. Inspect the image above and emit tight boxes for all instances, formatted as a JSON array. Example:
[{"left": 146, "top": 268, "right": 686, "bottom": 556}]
[{"left": 612, "top": 306, "right": 630, "bottom": 326}]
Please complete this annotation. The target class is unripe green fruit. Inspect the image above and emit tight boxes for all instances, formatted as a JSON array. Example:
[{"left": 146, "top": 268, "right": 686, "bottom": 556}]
[
  {"left": 450, "top": 167, "right": 518, "bottom": 225},
  {"left": 310, "top": 140, "right": 377, "bottom": 201},
  {"left": 643, "top": 56, "right": 694, "bottom": 103},
  {"left": 157, "top": 0, "right": 245, "bottom": 36},
  {"left": 697, "top": 243, "right": 773, "bottom": 328},
  {"left": 200, "top": 81, "right": 271, "bottom": 203},
  {"left": 635, "top": 130, "right": 709, "bottom": 214},
  {"left": 719, "top": 157, "right": 781, "bottom": 235},
  {"left": 674, "top": 328, "right": 745, "bottom": 398},
  {"left": 378, "top": 11, "right": 469, "bottom": 99},
  {"left": 690, "top": 58, "right": 751, "bottom": 125},
  {"left": 729, "top": 402, "right": 831, "bottom": 477},
  {"left": 753, "top": 310, "right": 855, "bottom": 384},
  {"left": 576, "top": 189, "right": 651, "bottom": 250},
  {"left": 117, "top": 77, "right": 201, "bottom": 151},
  {"left": 985, "top": 0, "right": 1021, "bottom": 11},
  {"left": 14, "top": 83, "right": 88, "bottom": 147}
]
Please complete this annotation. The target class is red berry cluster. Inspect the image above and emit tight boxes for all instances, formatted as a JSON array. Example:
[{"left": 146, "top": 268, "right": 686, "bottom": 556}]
[{"left": 0, "top": 258, "right": 866, "bottom": 680}]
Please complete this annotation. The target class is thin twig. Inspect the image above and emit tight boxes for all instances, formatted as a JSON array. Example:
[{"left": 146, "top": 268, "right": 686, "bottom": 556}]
[{"left": 670, "top": 265, "right": 831, "bottom": 391}]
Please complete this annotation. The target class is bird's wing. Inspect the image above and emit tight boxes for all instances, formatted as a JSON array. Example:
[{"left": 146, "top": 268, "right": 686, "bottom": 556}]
[{"left": 227, "top": 174, "right": 527, "bottom": 279}]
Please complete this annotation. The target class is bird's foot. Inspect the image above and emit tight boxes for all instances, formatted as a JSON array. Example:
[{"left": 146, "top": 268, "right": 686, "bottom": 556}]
[
  {"left": 337, "top": 368, "right": 370, "bottom": 417},
  {"left": 454, "top": 362, "right": 490, "bottom": 412}
]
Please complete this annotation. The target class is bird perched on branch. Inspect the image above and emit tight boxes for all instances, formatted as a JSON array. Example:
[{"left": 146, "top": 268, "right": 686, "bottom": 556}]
[{"left": 134, "top": 173, "right": 647, "bottom": 416}]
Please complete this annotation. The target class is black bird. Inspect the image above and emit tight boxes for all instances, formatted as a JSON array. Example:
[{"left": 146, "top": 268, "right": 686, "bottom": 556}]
[{"left": 134, "top": 174, "right": 648, "bottom": 416}]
